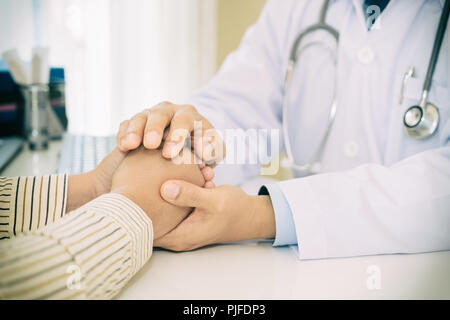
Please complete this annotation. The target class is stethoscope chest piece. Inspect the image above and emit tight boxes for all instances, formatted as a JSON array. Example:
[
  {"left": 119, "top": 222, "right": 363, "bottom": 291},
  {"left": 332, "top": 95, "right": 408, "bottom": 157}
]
[{"left": 403, "top": 102, "right": 439, "bottom": 139}]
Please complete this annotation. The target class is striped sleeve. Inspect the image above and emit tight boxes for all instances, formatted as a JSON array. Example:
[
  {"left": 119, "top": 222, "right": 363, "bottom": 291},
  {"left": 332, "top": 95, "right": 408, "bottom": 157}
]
[
  {"left": 0, "top": 193, "right": 153, "bottom": 300},
  {"left": 0, "top": 174, "right": 68, "bottom": 240}
]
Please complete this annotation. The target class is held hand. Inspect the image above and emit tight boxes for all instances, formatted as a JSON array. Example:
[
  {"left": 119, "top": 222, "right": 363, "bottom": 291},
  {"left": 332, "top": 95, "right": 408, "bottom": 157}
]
[
  {"left": 153, "top": 181, "right": 276, "bottom": 251},
  {"left": 67, "top": 147, "right": 214, "bottom": 215},
  {"left": 116, "top": 101, "right": 225, "bottom": 167},
  {"left": 110, "top": 147, "right": 205, "bottom": 239}
]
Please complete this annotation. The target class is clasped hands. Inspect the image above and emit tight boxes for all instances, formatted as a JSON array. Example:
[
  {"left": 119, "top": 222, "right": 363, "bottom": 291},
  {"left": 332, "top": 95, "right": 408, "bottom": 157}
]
[{"left": 88, "top": 102, "right": 276, "bottom": 251}]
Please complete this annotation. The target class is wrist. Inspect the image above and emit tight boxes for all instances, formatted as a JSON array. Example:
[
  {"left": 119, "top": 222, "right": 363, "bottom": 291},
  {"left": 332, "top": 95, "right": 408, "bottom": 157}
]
[
  {"left": 91, "top": 147, "right": 127, "bottom": 199},
  {"left": 90, "top": 167, "right": 109, "bottom": 198},
  {"left": 249, "top": 195, "right": 276, "bottom": 240},
  {"left": 66, "top": 172, "right": 99, "bottom": 212}
]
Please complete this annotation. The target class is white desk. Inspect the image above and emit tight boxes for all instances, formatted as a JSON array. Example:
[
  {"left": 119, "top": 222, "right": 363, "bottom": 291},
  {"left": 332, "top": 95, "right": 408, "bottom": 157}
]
[
  {"left": 1, "top": 140, "right": 62, "bottom": 177},
  {"left": 2, "top": 141, "right": 450, "bottom": 299}
]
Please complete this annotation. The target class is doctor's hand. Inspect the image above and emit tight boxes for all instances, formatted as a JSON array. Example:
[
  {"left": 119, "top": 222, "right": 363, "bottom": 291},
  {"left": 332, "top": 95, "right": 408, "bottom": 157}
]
[
  {"left": 116, "top": 101, "right": 225, "bottom": 169},
  {"left": 153, "top": 180, "right": 276, "bottom": 251}
]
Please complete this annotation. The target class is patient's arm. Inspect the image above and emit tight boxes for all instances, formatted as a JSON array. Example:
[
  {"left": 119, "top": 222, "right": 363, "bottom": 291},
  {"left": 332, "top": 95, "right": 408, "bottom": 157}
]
[
  {"left": 111, "top": 146, "right": 205, "bottom": 239},
  {"left": 0, "top": 147, "right": 204, "bottom": 299}
]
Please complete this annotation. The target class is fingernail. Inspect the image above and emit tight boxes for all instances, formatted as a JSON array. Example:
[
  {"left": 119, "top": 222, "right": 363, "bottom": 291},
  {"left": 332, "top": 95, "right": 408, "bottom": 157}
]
[
  {"left": 202, "top": 166, "right": 214, "bottom": 180},
  {"left": 163, "top": 183, "right": 180, "bottom": 200},
  {"left": 145, "top": 131, "right": 161, "bottom": 148},
  {"left": 163, "top": 142, "right": 178, "bottom": 158},
  {"left": 203, "top": 143, "right": 215, "bottom": 161}
]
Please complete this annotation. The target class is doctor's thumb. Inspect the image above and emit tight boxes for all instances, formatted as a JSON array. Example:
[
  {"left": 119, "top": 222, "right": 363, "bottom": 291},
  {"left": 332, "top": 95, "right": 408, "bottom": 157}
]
[{"left": 161, "top": 180, "right": 209, "bottom": 208}]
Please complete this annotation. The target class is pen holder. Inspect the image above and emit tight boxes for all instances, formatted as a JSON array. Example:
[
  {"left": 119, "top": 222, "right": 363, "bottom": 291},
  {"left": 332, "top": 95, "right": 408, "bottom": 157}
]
[{"left": 20, "top": 84, "right": 50, "bottom": 150}]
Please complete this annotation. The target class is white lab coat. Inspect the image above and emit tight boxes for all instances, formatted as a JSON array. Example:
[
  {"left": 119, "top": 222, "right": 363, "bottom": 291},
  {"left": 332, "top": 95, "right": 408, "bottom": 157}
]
[{"left": 188, "top": 0, "right": 450, "bottom": 259}]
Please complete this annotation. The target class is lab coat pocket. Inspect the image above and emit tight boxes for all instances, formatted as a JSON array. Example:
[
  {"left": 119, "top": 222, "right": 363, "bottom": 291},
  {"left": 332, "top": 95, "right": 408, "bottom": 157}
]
[{"left": 402, "top": 77, "right": 449, "bottom": 109}]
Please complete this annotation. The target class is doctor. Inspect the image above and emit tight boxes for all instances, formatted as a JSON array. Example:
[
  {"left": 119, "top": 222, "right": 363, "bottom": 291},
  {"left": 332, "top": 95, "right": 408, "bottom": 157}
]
[{"left": 117, "top": 0, "right": 450, "bottom": 259}]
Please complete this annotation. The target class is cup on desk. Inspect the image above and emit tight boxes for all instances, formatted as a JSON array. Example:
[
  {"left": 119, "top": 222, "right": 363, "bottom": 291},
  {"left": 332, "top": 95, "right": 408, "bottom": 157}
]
[{"left": 20, "top": 84, "right": 50, "bottom": 150}]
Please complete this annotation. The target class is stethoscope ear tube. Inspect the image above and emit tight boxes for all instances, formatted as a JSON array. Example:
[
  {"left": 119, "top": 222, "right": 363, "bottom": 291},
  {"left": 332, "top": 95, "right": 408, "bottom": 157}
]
[{"left": 422, "top": 0, "right": 450, "bottom": 93}]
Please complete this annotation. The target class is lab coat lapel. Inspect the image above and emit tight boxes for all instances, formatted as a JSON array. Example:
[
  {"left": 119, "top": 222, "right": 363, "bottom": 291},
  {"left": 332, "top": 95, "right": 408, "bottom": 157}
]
[{"left": 351, "top": 0, "right": 369, "bottom": 33}]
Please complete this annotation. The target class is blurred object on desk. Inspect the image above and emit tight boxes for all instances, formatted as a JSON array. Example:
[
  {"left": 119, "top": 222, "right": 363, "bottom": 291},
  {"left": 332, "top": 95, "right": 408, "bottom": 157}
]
[
  {"left": 48, "top": 67, "right": 67, "bottom": 130},
  {"left": 0, "top": 136, "right": 24, "bottom": 174},
  {"left": 0, "top": 58, "right": 68, "bottom": 141},
  {"left": 20, "top": 84, "right": 51, "bottom": 150},
  {"left": 58, "top": 134, "right": 116, "bottom": 174},
  {"left": 2, "top": 49, "right": 28, "bottom": 85},
  {"left": 31, "top": 46, "right": 49, "bottom": 84},
  {"left": 0, "top": 60, "right": 24, "bottom": 137},
  {"left": 2, "top": 47, "right": 66, "bottom": 150}
]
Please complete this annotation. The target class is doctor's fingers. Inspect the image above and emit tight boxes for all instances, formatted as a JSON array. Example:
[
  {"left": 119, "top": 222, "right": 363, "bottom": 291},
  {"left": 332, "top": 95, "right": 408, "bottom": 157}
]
[
  {"left": 162, "top": 106, "right": 223, "bottom": 164},
  {"left": 153, "top": 198, "right": 218, "bottom": 251},
  {"left": 142, "top": 105, "right": 178, "bottom": 149},
  {"left": 153, "top": 213, "right": 210, "bottom": 252},
  {"left": 117, "top": 121, "right": 130, "bottom": 151},
  {"left": 201, "top": 166, "right": 215, "bottom": 182},
  {"left": 160, "top": 179, "right": 214, "bottom": 209},
  {"left": 117, "top": 114, "right": 146, "bottom": 152},
  {"left": 161, "top": 106, "right": 201, "bottom": 158},
  {"left": 191, "top": 128, "right": 226, "bottom": 167}
]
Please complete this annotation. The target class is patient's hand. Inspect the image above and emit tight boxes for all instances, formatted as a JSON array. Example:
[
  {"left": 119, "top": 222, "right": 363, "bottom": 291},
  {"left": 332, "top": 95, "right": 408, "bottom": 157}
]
[{"left": 111, "top": 146, "right": 205, "bottom": 239}]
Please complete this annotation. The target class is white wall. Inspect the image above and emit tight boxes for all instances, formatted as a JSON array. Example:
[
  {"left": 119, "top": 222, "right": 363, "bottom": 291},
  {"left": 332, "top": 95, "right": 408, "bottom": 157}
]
[
  {"left": 0, "top": 0, "right": 217, "bottom": 136},
  {"left": 0, "top": 0, "right": 35, "bottom": 59}
]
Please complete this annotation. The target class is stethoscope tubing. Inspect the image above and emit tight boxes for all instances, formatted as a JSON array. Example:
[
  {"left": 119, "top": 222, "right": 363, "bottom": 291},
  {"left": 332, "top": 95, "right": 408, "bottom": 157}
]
[
  {"left": 283, "top": 0, "right": 448, "bottom": 174},
  {"left": 283, "top": 0, "right": 339, "bottom": 175},
  {"left": 423, "top": 0, "right": 450, "bottom": 93}
]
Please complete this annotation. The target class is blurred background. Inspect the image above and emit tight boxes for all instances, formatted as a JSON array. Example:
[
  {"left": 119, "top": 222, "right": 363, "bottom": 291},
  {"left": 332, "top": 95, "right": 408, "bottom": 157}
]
[{"left": 0, "top": 0, "right": 266, "bottom": 136}]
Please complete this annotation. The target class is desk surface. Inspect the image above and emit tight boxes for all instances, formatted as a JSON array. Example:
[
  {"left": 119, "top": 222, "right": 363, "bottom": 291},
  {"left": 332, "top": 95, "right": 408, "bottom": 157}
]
[
  {"left": 118, "top": 243, "right": 450, "bottom": 300},
  {"left": 1, "top": 140, "right": 62, "bottom": 177},
  {"left": 2, "top": 141, "right": 450, "bottom": 299}
]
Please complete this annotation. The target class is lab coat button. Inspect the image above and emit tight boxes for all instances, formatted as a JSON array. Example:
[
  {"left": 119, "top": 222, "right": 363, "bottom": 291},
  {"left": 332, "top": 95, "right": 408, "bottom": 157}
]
[
  {"left": 357, "top": 46, "right": 375, "bottom": 64},
  {"left": 344, "top": 141, "right": 359, "bottom": 158}
]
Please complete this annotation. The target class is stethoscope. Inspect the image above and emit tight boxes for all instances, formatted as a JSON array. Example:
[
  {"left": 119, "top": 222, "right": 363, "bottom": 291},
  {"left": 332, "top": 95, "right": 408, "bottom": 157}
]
[{"left": 282, "top": 0, "right": 450, "bottom": 176}]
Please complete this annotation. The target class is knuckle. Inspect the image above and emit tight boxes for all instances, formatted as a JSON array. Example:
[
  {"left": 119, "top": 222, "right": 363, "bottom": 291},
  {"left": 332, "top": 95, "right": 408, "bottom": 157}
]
[
  {"left": 149, "top": 106, "right": 171, "bottom": 121},
  {"left": 183, "top": 104, "right": 197, "bottom": 113},
  {"left": 119, "top": 120, "right": 129, "bottom": 128},
  {"left": 131, "top": 112, "right": 147, "bottom": 121},
  {"left": 173, "top": 112, "right": 197, "bottom": 131},
  {"left": 171, "top": 117, "right": 192, "bottom": 132},
  {"left": 146, "top": 108, "right": 158, "bottom": 118},
  {"left": 126, "top": 122, "right": 139, "bottom": 132},
  {"left": 155, "top": 101, "right": 173, "bottom": 110},
  {"left": 118, "top": 121, "right": 129, "bottom": 137}
]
